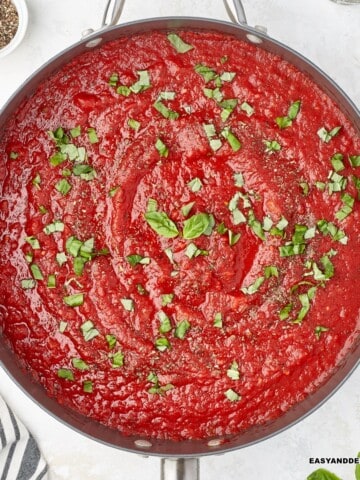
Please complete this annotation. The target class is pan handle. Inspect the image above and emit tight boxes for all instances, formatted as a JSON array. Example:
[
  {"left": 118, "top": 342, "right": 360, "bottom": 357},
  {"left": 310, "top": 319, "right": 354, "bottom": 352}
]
[
  {"left": 83, "top": 0, "right": 248, "bottom": 37},
  {"left": 161, "top": 458, "right": 199, "bottom": 480},
  {"left": 224, "top": 0, "right": 248, "bottom": 25},
  {"left": 101, "top": 0, "right": 126, "bottom": 28}
]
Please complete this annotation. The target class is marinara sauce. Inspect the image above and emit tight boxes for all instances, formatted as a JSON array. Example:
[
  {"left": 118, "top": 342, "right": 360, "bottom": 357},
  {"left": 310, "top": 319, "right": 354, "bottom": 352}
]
[{"left": 0, "top": 30, "right": 359, "bottom": 441}]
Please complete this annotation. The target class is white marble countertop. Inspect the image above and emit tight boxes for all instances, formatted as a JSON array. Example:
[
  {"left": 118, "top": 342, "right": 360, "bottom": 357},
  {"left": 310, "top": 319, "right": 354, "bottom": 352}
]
[{"left": 0, "top": 1, "right": 359, "bottom": 479}]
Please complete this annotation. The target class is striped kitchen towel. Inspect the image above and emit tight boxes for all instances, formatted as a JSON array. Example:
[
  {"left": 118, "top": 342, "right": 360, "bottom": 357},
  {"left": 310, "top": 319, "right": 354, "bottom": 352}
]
[{"left": 0, "top": 396, "right": 48, "bottom": 480}]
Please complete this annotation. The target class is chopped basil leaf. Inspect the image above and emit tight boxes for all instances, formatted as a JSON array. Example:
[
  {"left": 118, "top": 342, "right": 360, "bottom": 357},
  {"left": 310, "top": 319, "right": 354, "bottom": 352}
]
[
  {"left": 276, "top": 116, "right": 292, "bottom": 129},
  {"left": 117, "top": 85, "right": 131, "bottom": 96},
  {"left": 155, "top": 337, "right": 171, "bottom": 352},
  {"left": 181, "top": 201, "right": 195, "bottom": 217},
  {"left": 128, "top": 118, "right": 140, "bottom": 131},
  {"left": 25, "top": 236, "right": 40, "bottom": 250},
  {"left": 25, "top": 252, "right": 33, "bottom": 263},
  {"left": 183, "top": 212, "right": 211, "bottom": 239},
  {"left": 106, "top": 334, "right": 117, "bottom": 350},
  {"left": 32, "top": 173, "right": 41, "bottom": 189},
  {"left": 39, "top": 205, "right": 48, "bottom": 215},
  {"left": 120, "top": 298, "right": 134, "bottom": 311},
  {"left": 317, "top": 219, "right": 348, "bottom": 244},
  {"left": 72, "top": 163, "right": 96, "bottom": 181},
  {"left": 155, "top": 138, "right": 169, "bottom": 157},
  {"left": 30, "top": 263, "right": 44, "bottom": 281},
  {"left": 227, "top": 361, "right": 240, "bottom": 380},
  {"left": 57, "top": 368, "right": 74, "bottom": 381},
  {"left": 214, "top": 312, "right": 223, "bottom": 328},
  {"left": 288, "top": 100, "right": 301, "bottom": 120},
  {"left": 194, "top": 64, "right": 217, "bottom": 83},
  {"left": 154, "top": 99, "right": 179, "bottom": 120},
  {"left": 109, "top": 351, "right": 124, "bottom": 368},
  {"left": 276, "top": 100, "right": 301, "bottom": 129},
  {"left": 66, "top": 236, "right": 83, "bottom": 257},
  {"left": 352, "top": 175, "right": 360, "bottom": 199},
  {"left": 21, "top": 278, "right": 36, "bottom": 289},
  {"left": 59, "top": 321, "right": 68, "bottom": 333},
  {"left": 232, "top": 208, "right": 246, "bottom": 225},
  {"left": 300, "top": 182, "right": 309, "bottom": 196},
  {"left": 80, "top": 320, "right": 99, "bottom": 341},
  {"left": 144, "top": 211, "right": 179, "bottom": 238},
  {"left": 330, "top": 153, "right": 345, "bottom": 172},
  {"left": 167, "top": 33, "right": 194, "bottom": 53},
  {"left": 50, "top": 152, "right": 67, "bottom": 166},
  {"left": 317, "top": 126, "right": 342, "bottom": 143},
  {"left": 233, "top": 172, "right": 245, "bottom": 187},
  {"left": 220, "top": 98, "right": 238, "bottom": 121},
  {"left": 158, "top": 311, "right": 172, "bottom": 334},
  {"left": 221, "top": 127, "right": 241, "bottom": 152},
  {"left": 335, "top": 192, "right": 354, "bottom": 220},
  {"left": 204, "top": 87, "right": 223, "bottom": 102},
  {"left": 109, "top": 185, "right": 120, "bottom": 197},
  {"left": 217, "top": 222, "right": 228, "bottom": 235},
  {"left": 43, "top": 219, "right": 64, "bottom": 235},
  {"left": 174, "top": 319, "right": 190, "bottom": 339},
  {"left": 315, "top": 181, "right": 326, "bottom": 191},
  {"left": 187, "top": 177, "right": 203, "bottom": 192},
  {"left": 264, "top": 265, "right": 279, "bottom": 278},
  {"left": 164, "top": 247, "right": 175, "bottom": 264},
  {"left": 130, "top": 70, "right": 151, "bottom": 93},
  {"left": 264, "top": 139, "right": 281, "bottom": 153},
  {"left": 241, "top": 276, "right": 265, "bottom": 295},
  {"left": 55, "top": 178, "right": 72, "bottom": 196},
  {"left": 225, "top": 388, "right": 240, "bottom": 402},
  {"left": 56, "top": 252, "right": 67, "bottom": 266},
  {"left": 161, "top": 293, "right": 174, "bottom": 306},
  {"left": 87, "top": 127, "right": 99, "bottom": 144},
  {"left": 314, "top": 325, "right": 329, "bottom": 340},
  {"left": 109, "top": 72, "right": 119, "bottom": 86},
  {"left": 247, "top": 210, "right": 265, "bottom": 240},
  {"left": 262, "top": 216, "right": 273, "bottom": 231},
  {"left": 64, "top": 293, "right": 84, "bottom": 307},
  {"left": 83, "top": 380, "right": 93, "bottom": 393},
  {"left": 240, "top": 101, "right": 254, "bottom": 116},
  {"left": 349, "top": 155, "right": 360, "bottom": 167},
  {"left": 279, "top": 303, "right": 293, "bottom": 321},
  {"left": 73, "top": 256, "right": 87, "bottom": 276},
  {"left": 185, "top": 242, "right": 208, "bottom": 259},
  {"left": 203, "top": 123, "right": 217, "bottom": 138},
  {"left": 328, "top": 171, "right": 347, "bottom": 194},
  {"left": 70, "top": 125, "right": 81, "bottom": 138},
  {"left": 72, "top": 358, "right": 89, "bottom": 370},
  {"left": 228, "top": 229, "right": 240, "bottom": 246},
  {"left": 9, "top": 151, "right": 19, "bottom": 160},
  {"left": 126, "top": 254, "right": 151, "bottom": 267},
  {"left": 279, "top": 243, "right": 306, "bottom": 257}
]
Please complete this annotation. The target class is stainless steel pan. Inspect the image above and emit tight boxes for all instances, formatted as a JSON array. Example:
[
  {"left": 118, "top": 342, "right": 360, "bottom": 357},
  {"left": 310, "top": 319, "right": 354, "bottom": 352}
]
[{"left": 0, "top": 1, "right": 359, "bottom": 478}]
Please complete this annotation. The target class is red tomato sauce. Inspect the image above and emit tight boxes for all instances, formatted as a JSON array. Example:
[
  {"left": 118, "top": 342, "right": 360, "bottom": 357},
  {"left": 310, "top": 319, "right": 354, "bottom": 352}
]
[{"left": 0, "top": 30, "right": 359, "bottom": 441}]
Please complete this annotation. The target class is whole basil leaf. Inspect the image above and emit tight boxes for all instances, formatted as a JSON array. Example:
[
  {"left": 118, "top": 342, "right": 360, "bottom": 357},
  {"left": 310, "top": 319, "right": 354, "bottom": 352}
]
[
  {"left": 183, "top": 213, "right": 211, "bottom": 240},
  {"left": 307, "top": 468, "right": 342, "bottom": 480},
  {"left": 144, "top": 211, "right": 179, "bottom": 238}
]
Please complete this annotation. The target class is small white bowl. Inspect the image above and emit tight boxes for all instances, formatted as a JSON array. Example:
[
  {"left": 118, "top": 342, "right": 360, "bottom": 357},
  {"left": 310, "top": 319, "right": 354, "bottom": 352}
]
[{"left": 0, "top": 0, "right": 29, "bottom": 58}]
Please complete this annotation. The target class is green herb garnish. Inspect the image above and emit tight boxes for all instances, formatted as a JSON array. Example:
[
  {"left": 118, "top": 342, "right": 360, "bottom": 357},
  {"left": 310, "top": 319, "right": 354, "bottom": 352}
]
[
  {"left": 64, "top": 293, "right": 84, "bottom": 307},
  {"left": 144, "top": 210, "right": 179, "bottom": 238},
  {"left": 167, "top": 33, "right": 194, "bottom": 53}
]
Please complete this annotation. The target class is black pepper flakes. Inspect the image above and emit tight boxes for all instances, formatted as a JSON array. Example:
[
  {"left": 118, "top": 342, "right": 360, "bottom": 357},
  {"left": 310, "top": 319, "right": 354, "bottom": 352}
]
[{"left": 0, "top": 0, "right": 19, "bottom": 49}]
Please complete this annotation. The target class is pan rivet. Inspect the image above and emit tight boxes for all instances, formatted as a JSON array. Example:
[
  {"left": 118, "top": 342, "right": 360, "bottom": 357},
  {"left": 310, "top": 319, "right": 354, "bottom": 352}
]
[
  {"left": 85, "top": 37, "right": 103, "bottom": 48},
  {"left": 207, "top": 438, "right": 223, "bottom": 447},
  {"left": 134, "top": 439, "right": 153, "bottom": 448}
]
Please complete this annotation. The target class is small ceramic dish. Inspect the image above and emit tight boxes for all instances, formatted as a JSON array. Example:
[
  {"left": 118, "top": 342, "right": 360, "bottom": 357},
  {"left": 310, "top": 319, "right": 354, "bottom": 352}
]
[{"left": 0, "top": 0, "right": 29, "bottom": 58}]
